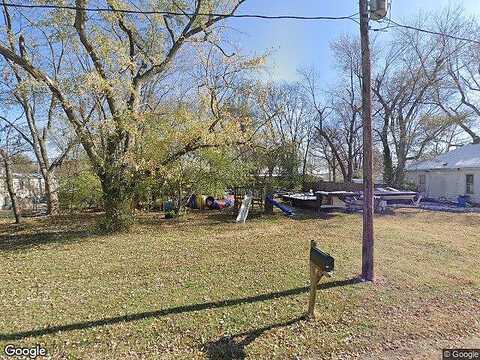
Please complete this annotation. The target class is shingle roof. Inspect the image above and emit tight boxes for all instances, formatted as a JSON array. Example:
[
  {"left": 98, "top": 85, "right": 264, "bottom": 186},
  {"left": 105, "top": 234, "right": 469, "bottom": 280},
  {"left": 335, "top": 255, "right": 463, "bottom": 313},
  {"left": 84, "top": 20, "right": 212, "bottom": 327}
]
[{"left": 406, "top": 144, "right": 480, "bottom": 171}]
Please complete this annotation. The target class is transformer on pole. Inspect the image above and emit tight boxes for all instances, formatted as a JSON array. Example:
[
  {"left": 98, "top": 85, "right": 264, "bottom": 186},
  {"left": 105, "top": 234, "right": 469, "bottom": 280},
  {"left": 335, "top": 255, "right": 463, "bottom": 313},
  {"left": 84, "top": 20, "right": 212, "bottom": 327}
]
[{"left": 369, "top": 0, "right": 389, "bottom": 21}]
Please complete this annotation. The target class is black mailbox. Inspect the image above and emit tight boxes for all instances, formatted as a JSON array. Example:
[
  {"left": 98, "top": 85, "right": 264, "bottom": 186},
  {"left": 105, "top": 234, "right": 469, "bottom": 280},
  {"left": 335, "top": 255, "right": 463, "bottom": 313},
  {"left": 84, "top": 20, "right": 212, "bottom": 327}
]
[
  {"left": 308, "top": 240, "right": 335, "bottom": 318},
  {"left": 310, "top": 246, "right": 334, "bottom": 272}
]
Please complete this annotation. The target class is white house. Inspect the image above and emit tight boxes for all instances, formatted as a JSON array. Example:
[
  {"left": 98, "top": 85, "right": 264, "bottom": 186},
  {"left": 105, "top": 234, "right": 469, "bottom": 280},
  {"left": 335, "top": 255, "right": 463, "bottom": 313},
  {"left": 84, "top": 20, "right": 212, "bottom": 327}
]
[
  {"left": 406, "top": 144, "right": 480, "bottom": 204},
  {"left": 0, "top": 171, "right": 45, "bottom": 210}
]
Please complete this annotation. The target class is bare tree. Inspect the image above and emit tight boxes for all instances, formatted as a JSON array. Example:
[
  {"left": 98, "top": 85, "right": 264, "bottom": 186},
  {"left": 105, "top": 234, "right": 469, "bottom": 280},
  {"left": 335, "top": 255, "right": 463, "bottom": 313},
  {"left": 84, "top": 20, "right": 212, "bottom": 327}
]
[
  {"left": 301, "top": 45, "right": 363, "bottom": 183},
  {"left": 0, "top": 42, "right": 75, "bottom": 214},
  {"left": 434, "top": 7, "right": 480, "bottom": 144},
  {"left": 0, "top": 119, "right": 26, "bottom": 223},
  {"left": 372, "top": 22, "right": 451, "bottom": 186},
  {"left": 267, "top": 83, "right": 314, "bottom": 188}
]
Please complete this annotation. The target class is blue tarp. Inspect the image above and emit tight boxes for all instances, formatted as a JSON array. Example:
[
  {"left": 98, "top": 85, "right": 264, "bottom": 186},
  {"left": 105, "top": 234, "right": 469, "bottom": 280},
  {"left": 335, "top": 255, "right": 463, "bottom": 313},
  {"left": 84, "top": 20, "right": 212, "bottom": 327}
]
[{"left": 266, "top": 197, "right": 294, "bottom": 216}]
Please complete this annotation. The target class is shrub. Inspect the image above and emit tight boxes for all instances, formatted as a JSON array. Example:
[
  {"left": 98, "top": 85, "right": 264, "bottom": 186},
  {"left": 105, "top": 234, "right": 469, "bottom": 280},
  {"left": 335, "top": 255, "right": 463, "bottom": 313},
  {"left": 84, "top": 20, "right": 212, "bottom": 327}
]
[
  {"left": 59, "top": 171, "right": 103, "bottom": 211},
  {"left": 164, "top": 210, "right": 176, "bottom": 219}
]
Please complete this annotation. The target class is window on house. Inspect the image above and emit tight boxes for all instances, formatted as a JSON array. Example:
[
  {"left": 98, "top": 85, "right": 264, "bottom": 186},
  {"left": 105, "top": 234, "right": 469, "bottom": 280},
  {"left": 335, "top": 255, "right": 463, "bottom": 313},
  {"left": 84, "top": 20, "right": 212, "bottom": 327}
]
[
  {"left": 418, "top": 174, "right": 426, "bottom": 192},
  {"left": 466, "top": 174, "right": 474, "bottom": 194}
]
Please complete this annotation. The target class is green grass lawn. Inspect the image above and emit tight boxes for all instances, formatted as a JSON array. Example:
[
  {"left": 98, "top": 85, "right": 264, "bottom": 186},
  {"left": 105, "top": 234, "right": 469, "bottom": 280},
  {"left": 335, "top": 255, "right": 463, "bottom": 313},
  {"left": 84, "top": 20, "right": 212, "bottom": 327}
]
[{"left": 0, "top": 209, "right": 479, "bottom": 359}]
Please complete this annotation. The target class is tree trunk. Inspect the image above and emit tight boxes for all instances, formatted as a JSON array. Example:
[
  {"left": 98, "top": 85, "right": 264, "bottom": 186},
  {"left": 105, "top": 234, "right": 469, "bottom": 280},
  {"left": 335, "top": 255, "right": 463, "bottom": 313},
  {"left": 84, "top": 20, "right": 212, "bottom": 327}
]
[
  {"left": 347, "top": 131, "right": 354, "bottom": 182},
  {"left": 316, "top": 127, "right": 348, "bottom": 182},
  {"left": 325, "top": 136, "right": 348, "bottom": 181},
  {"left": 100, "top": 168, "right": 134, "bottom": 232},
  {"left": 264, "top": 168, "right": 274, "bottom": 215},
  {"left": 44, "top": 172, "right": 60, "bottom": 215},
  {"left": 346, "top": 162, "right": 353, "bottom": 183},
  {"left": 2, "top": 155, "right": 21, "bottom": 224},
  {"left": 301, "top": 138, "right": 311, "bottom": 189},
  {"left": 394, "top": 158, "right": 406, "bottom": 189},
  {"left": 332, "top": 156, "right": 337, "bottom": 182},
  {"left": 394, "top": 118, "right": 408, "bottom": 188},
  {"left": 175, "top": 184, "right": 183, "bottom": 214},
  {"left": 381, "top": 138, "right": 394, "bottom": 186}
]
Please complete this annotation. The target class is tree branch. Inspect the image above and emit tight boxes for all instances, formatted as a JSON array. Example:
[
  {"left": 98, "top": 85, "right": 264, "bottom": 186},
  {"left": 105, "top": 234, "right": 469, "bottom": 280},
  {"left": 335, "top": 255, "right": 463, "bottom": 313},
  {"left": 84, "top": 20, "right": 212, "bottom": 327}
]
[
  {"left": 74, "top": 0, "right": 117, "bottom": 116},
  {"left": 0, "top": 44, "right": 102, "bottom": 174}
]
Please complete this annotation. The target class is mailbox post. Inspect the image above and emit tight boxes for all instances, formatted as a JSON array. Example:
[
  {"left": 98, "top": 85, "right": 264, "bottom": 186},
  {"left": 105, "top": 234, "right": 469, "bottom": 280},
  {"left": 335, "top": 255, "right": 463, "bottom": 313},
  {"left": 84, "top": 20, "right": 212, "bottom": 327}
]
[{"left": 308, "top": 240, "right": 335, "bottom": 319}]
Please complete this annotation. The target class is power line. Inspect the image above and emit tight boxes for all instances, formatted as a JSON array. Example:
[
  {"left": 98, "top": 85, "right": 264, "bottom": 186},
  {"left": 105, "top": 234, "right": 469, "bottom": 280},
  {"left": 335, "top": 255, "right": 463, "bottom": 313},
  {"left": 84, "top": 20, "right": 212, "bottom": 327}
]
[
  {"left": 377, "top": 19, "right": 480, "bottom": 46},
  {"left": 1, "top": 2, "right": 359, "bottom": 22},
  {"left": 2, "top": 2, "right": 479, "bottom": 46}
]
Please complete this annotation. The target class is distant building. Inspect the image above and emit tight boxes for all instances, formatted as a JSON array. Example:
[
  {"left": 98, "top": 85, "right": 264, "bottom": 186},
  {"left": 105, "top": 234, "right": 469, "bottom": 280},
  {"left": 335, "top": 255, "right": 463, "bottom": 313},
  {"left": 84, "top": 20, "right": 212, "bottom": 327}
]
[
  {"left": 406, "top": 144, "right": 480, "bottom": 204},
  {"left": 0, "top": 170, "right": 45, "bottom": 210}
]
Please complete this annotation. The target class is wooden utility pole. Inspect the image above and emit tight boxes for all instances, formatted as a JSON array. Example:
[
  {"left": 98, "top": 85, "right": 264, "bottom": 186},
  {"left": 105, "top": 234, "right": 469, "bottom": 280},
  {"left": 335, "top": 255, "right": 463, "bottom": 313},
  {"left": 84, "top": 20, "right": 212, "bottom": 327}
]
[{"left": 359, "top": 0, "right": 375, "bottom": 281}]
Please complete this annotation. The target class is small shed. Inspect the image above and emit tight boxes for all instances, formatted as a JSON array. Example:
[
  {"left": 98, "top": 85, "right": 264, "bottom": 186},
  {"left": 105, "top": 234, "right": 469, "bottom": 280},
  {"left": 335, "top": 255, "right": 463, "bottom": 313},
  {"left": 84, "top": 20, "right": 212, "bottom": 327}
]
[{"left": 406, "top": 144, "right": 480, "bottom": 204}]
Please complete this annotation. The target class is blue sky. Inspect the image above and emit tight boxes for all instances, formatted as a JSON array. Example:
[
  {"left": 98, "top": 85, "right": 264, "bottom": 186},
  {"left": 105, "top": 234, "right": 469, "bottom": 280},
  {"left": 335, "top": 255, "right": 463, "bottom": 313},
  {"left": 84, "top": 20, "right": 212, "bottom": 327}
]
[{"left": 227, "top": 0, "right": 480, "bottom": 82}]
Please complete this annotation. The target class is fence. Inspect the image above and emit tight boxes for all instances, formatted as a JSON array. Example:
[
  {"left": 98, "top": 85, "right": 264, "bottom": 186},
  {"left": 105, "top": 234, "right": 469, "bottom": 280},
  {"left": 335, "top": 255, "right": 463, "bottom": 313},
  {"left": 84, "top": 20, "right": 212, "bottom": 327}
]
[
  {"left": 232, "top": 186, "right": 264, "bottom": 209},
  {"left": 303, "top": 181, "right": 363, "bottom": 193}
]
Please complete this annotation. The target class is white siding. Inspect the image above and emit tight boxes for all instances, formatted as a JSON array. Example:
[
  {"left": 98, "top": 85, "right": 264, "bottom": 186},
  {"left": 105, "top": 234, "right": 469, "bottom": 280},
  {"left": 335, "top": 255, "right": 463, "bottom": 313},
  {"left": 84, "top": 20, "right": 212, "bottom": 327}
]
[
  {"left": 0, "top": 174, "right": 45, "bottom": 209},
  {"left": 406, "top": 169, "right": 480, "bottom": 203},
  {"left": 0, "top": 182, "right": 5, "bottom": 208}
]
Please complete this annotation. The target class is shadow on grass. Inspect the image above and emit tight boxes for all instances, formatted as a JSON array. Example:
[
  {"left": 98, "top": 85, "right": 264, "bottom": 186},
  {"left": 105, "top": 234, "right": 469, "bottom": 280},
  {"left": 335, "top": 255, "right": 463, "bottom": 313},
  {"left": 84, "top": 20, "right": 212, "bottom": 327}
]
[
  {"left": 0, "top": 230, "right": 93, "bottom": 252},
  {"left": 0, "top": 277, "right": 361, "bottom": 341},
  {"left": 133, "top": 209, "right": 244, "bottom": 227},
  {"left": 202, "top": 316, "right": 305, "bottom": 360},
  {"left": 134, "top": 207, "right": 341, "bottom": 227},
  {"left": 204, "top": 208, "right": 345, "bottom": 224},
  {"left": 202, "top": 277, "right": 363, "bottom": 359},
  {"left": 291, "top": 210, "right": 343, "bottom": 221},
  {"left": 204, "top": 209, "right": 266, "bottom": 224}
]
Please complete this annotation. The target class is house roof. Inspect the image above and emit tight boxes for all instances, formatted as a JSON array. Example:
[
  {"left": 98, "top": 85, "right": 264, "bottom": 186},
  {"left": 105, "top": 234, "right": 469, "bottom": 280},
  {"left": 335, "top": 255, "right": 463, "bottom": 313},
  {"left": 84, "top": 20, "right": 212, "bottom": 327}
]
[
  {"left": 0, "top": 169, "right": 43, "bottom": 179},
  {"left": 407, "top": 144, "right": 480, "bottom": 171}
]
